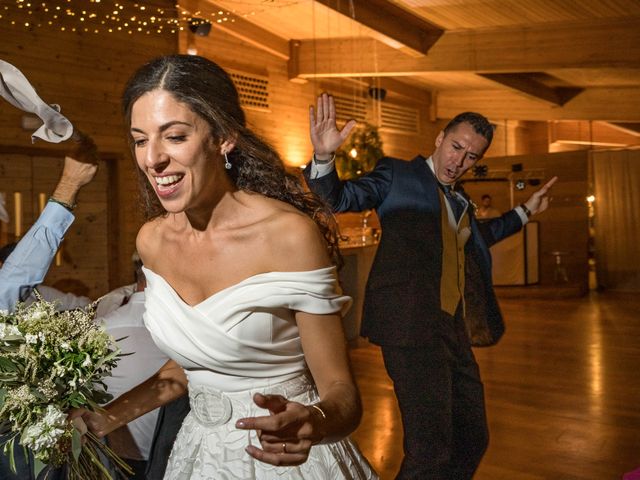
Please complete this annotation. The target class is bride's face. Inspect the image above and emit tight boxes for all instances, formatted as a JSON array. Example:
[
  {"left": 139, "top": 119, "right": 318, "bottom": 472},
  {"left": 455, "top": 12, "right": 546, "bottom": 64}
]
[{"left": 130, "top": 89, "right": 223, "bottom": 213}]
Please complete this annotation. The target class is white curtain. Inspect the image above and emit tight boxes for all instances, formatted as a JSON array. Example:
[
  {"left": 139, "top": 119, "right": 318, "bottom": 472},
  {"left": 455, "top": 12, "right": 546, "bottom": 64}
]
[{"left": 592, "top": 149, "right": 640, "bottom": 291}]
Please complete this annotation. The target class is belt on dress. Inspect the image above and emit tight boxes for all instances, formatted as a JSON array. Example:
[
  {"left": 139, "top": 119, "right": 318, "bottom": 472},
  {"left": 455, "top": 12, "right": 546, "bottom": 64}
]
[{"left": 189, "top": 372, "right": 316, "bottom": 427}]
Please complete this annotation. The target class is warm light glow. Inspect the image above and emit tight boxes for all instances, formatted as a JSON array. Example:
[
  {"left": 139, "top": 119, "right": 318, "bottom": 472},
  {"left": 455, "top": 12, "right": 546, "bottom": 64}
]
[
  {"left": 186, "top": 46, "right": 198, "bottom": 55},
  {"left": 0, "top": 1, "right": 232, "bottom": 36},
  {"left": 587, "top": 195, "right": 595, "bottom": 203},
  {"left": 349, "top": 148, "right": 358, "bottom": 158}
]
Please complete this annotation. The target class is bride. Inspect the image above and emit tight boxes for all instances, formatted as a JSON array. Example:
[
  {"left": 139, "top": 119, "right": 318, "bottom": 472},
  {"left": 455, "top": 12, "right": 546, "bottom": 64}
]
[{"left": 75, "top": 54, "right": 377, "bottom": 479}]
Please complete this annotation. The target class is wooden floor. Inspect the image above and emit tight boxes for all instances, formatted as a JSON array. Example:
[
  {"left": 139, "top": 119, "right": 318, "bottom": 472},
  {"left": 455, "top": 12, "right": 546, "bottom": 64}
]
[{"left": 348, "top": 291, "right": 640, "bottom": 480}]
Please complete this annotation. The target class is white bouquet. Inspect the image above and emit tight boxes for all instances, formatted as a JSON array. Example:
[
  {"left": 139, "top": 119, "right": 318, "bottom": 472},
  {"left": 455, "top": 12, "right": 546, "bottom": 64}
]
[{"left": 0, "top": 294, "right": 131, "bottom": 479}]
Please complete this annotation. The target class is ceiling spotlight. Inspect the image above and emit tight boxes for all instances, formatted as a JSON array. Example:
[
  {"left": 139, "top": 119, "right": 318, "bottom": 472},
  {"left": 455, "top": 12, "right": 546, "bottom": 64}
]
[
  {"left": 515, "top": 179, "right": 526, "bottom": 191},
  {"left": 188, "top": 17, "right": 211, "bottom": 37},
  {"left": 368, "top": 87, "right": 387, "bottom": 101}
]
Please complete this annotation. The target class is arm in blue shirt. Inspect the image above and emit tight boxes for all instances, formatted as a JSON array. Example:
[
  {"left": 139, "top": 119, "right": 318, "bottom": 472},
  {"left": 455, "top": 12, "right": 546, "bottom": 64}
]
[{"left": 0, "top": 202, "right": 74, "bottom": 311}]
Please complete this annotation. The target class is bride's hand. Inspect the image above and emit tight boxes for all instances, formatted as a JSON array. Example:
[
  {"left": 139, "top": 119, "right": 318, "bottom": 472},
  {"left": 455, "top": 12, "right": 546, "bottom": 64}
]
[{"left": 235, "top": 393, "right": 325, "bottom": 466}]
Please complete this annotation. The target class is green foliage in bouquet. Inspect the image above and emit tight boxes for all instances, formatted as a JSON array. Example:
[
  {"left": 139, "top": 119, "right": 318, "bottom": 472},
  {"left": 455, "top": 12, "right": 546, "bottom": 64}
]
[
  {"left": 0, "top": 294, "right": 131, "bottom": 479},
  {"left": 335, "top": 122, "right": 384, "bottom": 180}
]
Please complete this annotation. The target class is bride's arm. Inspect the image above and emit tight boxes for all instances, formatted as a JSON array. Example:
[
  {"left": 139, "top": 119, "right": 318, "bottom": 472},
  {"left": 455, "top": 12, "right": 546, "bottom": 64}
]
[
  {"left": 71, "top": 359, "right": 188, "bottom": 438},
  {"left": 236, "top": 213, "right": 362, "bottom": 466}
]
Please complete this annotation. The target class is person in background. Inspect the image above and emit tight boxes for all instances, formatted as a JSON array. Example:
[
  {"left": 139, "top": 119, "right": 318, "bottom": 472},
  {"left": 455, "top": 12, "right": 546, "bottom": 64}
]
[
  {"left": 0, "top": 132, "right": 98, "bottom": 479},
  {"left": 475, "top": 194, "right": 502, "bottom": 220},
  {"left": 97, "top": 255, "right": 170, "bottom": 479},
  {"left": 0, "top": 132, "right": 98, "bottom": 312},
  {"left": 74, "top": 54, "right": 377, "bottom": 479},
  {"left": 305, "top": 93, "right": 557, "bottom": 480},
  {"left": 0, "top": 241, "right": 92, "bottom": 310}
]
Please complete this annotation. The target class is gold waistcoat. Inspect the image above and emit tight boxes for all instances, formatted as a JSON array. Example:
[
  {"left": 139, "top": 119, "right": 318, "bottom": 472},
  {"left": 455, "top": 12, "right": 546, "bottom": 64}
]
[{"left": 439, "top": 189, "right": 471, "bottom": 316}]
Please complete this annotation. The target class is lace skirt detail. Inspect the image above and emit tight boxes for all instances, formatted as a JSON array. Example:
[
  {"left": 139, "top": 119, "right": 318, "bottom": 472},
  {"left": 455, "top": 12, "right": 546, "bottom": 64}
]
[{"left": 163, "top": 373, "right": 378, "bottom": 480}]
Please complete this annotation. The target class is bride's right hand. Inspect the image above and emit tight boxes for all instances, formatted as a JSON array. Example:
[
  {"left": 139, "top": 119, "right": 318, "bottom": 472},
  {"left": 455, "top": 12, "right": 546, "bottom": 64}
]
[{"left": 236, "top": 393, "right": 326, "bottom": 466}]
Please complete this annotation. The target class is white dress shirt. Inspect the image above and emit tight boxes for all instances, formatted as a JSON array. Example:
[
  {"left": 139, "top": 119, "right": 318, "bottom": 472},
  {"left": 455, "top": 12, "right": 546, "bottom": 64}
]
[{"left": 97, "top": 290, "right": 170, "bottom": 460}]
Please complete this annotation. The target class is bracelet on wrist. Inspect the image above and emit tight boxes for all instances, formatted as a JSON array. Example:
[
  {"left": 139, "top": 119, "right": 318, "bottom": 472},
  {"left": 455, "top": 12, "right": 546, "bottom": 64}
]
[
  {"left": 313, "top": 152, "right": 336, "bottom": 164},
  {"left": 49, "top": 197, "right": 76, "bottom": 212},
  {"left": 519, "top": 203, "right": 531, "bottom": 218},
  {"left": 308, "top": 403, "right": 327, "bottom": 444},
  {"left": 309, "top": 403, "right": 327, "bottom": 420}
]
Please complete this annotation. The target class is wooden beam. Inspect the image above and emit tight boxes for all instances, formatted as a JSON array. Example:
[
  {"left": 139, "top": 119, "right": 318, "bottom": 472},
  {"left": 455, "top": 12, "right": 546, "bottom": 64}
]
[
  {"left": 315, "top": 0, "right": 443, "bottom": 56},
  {"left": 479, "top": 73, "right": 583, "bottom": 106},
  {"left": 292, "top": 19, "right": 640, "bottom": 78},
  {"left": 325, "top": 76, "right": 431, "bottom": 105},
  {"left": 182, "top": 0, "right": 289, "bottom": 59},
  {"left": 549, "top": 121, "right": 640, "bottom": 147},
  {"left": 436, "top": 87, "right": 640, "bottom": 122},
  {"left": 605, "top": 122, "right": 640, "bottom": 136},
  {"left": 376, "top": 77, "right": 431, "bottom": 105}
]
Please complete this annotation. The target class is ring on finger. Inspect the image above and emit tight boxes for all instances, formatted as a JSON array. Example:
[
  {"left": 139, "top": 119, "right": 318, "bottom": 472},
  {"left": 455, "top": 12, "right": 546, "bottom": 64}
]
[{"left": 282, "top": 442, "right": 287, "bottom": 454}]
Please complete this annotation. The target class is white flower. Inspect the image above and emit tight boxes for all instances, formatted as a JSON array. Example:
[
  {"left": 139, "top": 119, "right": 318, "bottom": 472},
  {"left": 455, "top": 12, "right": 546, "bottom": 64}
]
[
  {"left": 29, "top": 309, "right": 47, "bottom": 321},
  {"left": 60, "top": 341, "right": 71, "bottom": 351},
  {"left": 22, "top": 418, "right": 65, "bottom": 454},
  {"left": 0, "top": 323, "right": 20, "bottom": 340},
  {"left": 81, "top": 354, "right": 92, "bottom": 368},
  {"left": 25, "top": 334, "right": 38, "bottom": 345},
  {"left": 42, "top": 405, "right": 67, "bottom": 428}
]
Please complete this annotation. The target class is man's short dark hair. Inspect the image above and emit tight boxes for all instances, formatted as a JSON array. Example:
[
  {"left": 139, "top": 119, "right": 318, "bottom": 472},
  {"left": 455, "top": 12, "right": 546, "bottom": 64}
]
[
  {"left": 481, "top": 194, "right": 491, "bottom": 201},
  {"left": 0, "top": 242, "right": 17, "bottom": 263},
  {"left": 444, "top": 112, "right": 494, "bottom": 146}
]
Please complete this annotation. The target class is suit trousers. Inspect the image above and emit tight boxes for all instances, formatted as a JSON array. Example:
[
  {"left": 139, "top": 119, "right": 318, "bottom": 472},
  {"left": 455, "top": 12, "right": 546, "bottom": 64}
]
[
  {"left": 145, "top": 395, "right": 191, "bottom": 480},
  {"left": 381, "top": 309, "right": 489, "bottom": 480}
]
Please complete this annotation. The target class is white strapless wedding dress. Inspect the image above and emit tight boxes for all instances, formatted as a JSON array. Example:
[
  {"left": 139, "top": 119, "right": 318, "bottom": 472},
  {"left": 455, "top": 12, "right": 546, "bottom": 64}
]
[{"left": 142, "top": 266, "right": 378, "bottom": 480}]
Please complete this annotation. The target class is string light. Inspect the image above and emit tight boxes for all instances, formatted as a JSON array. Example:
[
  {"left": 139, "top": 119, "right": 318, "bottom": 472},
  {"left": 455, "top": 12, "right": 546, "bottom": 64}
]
[{"left": 0, "top": 0, "right": 238, "bottom": 35}]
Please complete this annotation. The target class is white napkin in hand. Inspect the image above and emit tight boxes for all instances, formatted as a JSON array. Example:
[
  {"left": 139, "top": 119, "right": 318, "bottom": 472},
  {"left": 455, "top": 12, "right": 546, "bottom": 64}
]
[{"left": 0, "top": 59, "right": 74, "bottom": 143}]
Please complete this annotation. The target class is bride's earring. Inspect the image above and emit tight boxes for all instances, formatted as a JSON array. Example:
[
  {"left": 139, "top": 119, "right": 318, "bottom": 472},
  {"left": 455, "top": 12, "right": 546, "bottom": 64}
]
[{"left": 224, "top": 152, "right": 232, "bottom": 170}]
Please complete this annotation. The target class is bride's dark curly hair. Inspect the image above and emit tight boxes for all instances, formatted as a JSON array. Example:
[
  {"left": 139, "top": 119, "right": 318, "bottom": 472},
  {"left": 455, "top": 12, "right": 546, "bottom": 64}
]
[{"left": 122, "top": 54, "right": 341, "bottom": 266}]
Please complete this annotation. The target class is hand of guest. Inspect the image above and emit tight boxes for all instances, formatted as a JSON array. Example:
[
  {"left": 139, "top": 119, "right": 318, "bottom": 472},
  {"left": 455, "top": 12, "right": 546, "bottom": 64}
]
[
  {"left": 68, "top": 407, "right": 111, "bottom": 439},
  {"left": 52, "top": 131, "right": 99, "bottom": 206},
  {"left": 235, "top": 393, "right": 325, "bottom": 466},
  {"left": 523, "top": 176, "right": 558, "bottom": 216},
  {"left": 69, "top": 130, "right": 100, "bottom": 165},
  {"left": 309, "top": 92, "right": 356, "bottom": 160}
]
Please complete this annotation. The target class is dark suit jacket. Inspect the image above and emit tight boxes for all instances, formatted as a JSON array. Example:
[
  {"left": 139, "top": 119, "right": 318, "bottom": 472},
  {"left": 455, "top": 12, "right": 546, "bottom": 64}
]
[{"left": 305, "top": 155, "right": 523, "bottom": 347}]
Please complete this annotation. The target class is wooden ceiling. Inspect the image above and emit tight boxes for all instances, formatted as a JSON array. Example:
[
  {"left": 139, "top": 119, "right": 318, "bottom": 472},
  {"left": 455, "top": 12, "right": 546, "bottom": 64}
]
[{"left": 198, "top": 0, "right": 640, "bottom": 125}]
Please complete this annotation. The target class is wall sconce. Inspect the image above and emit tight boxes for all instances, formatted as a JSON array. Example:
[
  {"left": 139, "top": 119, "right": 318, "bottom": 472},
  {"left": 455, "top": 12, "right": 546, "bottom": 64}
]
[{"left": 188, "top": 17, "right": 212, "bottom": 37}]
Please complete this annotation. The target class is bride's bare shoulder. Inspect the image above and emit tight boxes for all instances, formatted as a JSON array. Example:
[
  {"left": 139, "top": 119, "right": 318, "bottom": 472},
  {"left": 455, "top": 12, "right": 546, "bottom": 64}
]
[{"left": 136, "top": 216, "right": 169, "bottom": 265}]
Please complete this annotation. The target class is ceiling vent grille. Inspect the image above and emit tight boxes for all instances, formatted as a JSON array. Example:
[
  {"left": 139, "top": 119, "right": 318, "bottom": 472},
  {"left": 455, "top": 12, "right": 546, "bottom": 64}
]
[
  {"left": 380, "top": 103, "right": 419, "bottom": 134},
  {"left": 229, "top": 71, "right": 269, "bottom": 111},
  {"left": 333, "top": 95, "right": 367, "bottom": 123}
]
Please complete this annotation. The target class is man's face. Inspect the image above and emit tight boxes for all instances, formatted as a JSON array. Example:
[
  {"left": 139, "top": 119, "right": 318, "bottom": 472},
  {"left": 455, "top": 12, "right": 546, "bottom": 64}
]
[
  {"left": 482, "top": 197, "right": 492, "bottom": 207},
  {"left": 432, "top": 122, "right": 489, "bottom": 185}
]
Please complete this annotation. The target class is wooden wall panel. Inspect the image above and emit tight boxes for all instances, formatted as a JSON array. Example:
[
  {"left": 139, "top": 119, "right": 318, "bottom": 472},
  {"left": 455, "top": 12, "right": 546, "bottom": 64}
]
[
  {"left": 185, "top": 30, "right": 434, "bottom": 167},
  {"left": 0, "top": 1, "right": 178, "bottom": 290},
  {"left": 0, "top": 151, "right": 110, "bottom": 297},
  {"left": 464, "top": 150, "right": 589, "bottom": 287}
]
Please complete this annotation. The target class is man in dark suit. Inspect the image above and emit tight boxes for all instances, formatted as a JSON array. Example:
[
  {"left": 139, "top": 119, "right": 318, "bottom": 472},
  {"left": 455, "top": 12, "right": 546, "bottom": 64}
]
[{"left": 304, "top": 93, "right": 556, "bottom": 480}]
